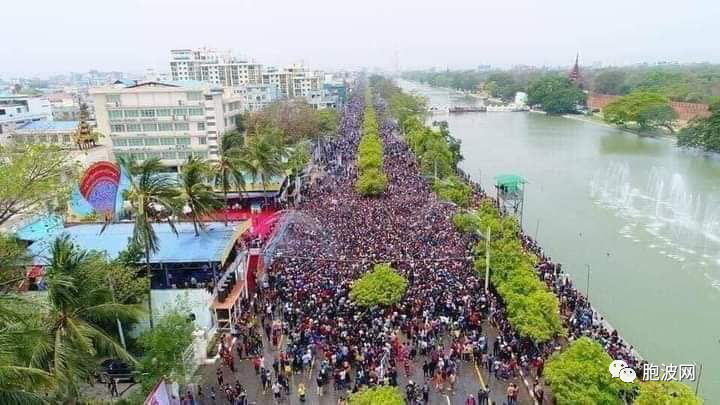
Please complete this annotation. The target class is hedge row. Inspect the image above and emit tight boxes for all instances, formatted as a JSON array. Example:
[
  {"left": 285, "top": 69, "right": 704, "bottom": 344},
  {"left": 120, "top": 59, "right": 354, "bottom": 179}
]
[
  {"left": 355, "top": 90, "right": 387, "bottom": 196},
  {"left": 456, "top": 201, "right": 564, "bottom": 343}
]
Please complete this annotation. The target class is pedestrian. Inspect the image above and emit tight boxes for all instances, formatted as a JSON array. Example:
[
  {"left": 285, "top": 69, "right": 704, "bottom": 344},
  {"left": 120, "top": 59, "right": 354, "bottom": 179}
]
[
  {"left": 298, "top": 382, "right": 306, "bottom": 402},
  {"left": 110, "top": 378, "right": 119, "bottom": 398},
  {"left": 478, "top": 387, "right": 489, "bottom": 405},
  {"left": 466, "top": 394, "right": 477, "bottom": 405}
]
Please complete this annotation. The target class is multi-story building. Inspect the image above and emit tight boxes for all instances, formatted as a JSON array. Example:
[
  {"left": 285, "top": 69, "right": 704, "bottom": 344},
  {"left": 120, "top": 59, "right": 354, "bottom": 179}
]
[
  {"left": 170, "top": 48, "right": 263, "bottom": 88},
  {"left": 0, "top": 94, "right": 53, "bottom": 136},
  {"left": 229, "top": 84, "right": 281, "bottom": 112},
  {"left": 48, "top": 92, "right": 81, "bottom": 121},
  {"left": 91, "top": 80, "right": 244, "bottom": 169},
  {"left": 8, "top": 120, "right": 80, "bottom": 148}
]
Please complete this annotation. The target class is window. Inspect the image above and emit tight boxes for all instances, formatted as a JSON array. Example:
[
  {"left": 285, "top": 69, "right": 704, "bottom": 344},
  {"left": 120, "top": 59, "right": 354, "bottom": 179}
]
[
  {"left": 188, "top": 108, "right": 203, "bottom": 116},
  {"left": 124, "top": 110, "right": 139, "bottom": 118},
  {"left": 107, "top": 95, "right": 120, "bottom": 104},
  {"left": 126, "top": 123, "right": 141, "bottom": 132},
  {"left": 173, "top": 108, "right": 188, "bottom": 116},
  {"left": 160, "top": 138, "right": 175, "bottom": 145},
  {"left": 111, "top": 124, "right": 126, "bottom": 133},
  {"left": 177, "top": 151, "right": 190, "bottom": 159},
  {"left": 131, "top": 152, "right": 145, "bottom": 160},
  {"left": 174, "top": 123, "right": 189, "bottom": 131},
  {"left": 49, "top": 135, "right": 58, "bottom": 143},
  {"left": 176, "top": 137, "right": 191, "bottom": 146},
  {"left": 156, "top": 108, "right": 172, "bottom": 117},
  {"left": 197, "top": 122, "right": 205, "bottom": 131},
  {"left": 193, "top": 151, "right": 208, "bottom": 158},
  {"left": 114, "top": 138, "right": 128, "bottom": 147},
  {"left": 158, "top": 123, "right": 174, "bottom": 131},
  {"left": 128, "top": 138, "right": 144, "bottom": 147},
  {"left": 62, "top": 134, "right": 71, "bottom": 143},
  {"left": 199, "top": 136, "right": 207, "bottom": 145},
  {"left": 204, "top": 95, "right": 213, "bottom": 100},
  {"left": 206, "top": 121, "right": 215, "bottom": 127},
  {"left": 146, "top": 151, "right": 161, "bottom": 159},
  {"left": 141, "top": 109, "right": 155, "bottom": 118},
  {"left": 109, "top": 110, "right": 124, "bottom": 119},
  {"left": 114, "top": 152, "right": 127, "bottom": 161},
  {"left": 187, "top": 92, "right": 202, "bottom": 101},
  {"left": 142, "top": 123, "right": 158, "bottom": 132},
  {"left": 144, "top": 138, "right": 159, "bottom": 146},
  {"left": 38, "top": 135, "right": 47, "bottom": 143},
  {"left": 161, "top": 151, "right": 177, "bottom": 160}
]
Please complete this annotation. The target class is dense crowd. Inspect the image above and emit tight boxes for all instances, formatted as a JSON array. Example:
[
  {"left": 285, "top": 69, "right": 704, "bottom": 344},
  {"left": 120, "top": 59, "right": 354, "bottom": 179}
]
[
  {"left": 208, "top": 84, "right": 643, "bottom": 404},
  {"left": 256, "top": 89, "right": 509, "bottom": 403}
]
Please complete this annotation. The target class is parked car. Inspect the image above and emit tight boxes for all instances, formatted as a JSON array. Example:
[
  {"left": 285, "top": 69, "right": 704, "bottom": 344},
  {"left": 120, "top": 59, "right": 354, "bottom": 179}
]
[{"left": 97, "top": 359, "right": 135, "bottom": 383}]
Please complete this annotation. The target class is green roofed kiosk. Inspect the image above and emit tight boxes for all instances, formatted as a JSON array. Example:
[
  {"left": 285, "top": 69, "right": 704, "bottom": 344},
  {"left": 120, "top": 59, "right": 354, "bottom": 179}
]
[{"left": 494, "top": 174, "right": 527, "bottom": 227}]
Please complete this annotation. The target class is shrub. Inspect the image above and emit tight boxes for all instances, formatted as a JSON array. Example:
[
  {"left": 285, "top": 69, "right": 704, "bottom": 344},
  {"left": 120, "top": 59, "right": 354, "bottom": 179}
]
[
  {"left": 349, "top": 386, "right": 405, "bottom": 405},
  {"left": 350, "top": 263, "right": 408, "bottom": 307}
]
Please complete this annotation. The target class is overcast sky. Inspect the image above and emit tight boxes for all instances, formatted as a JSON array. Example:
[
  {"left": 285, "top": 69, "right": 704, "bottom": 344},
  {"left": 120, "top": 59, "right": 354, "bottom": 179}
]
[{"left": 2, "top": 0, "right": 718, "bottom": 77}]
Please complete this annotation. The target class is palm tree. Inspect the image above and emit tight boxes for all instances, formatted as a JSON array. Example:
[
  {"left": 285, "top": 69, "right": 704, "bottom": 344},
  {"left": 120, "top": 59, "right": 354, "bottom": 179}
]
[
  {"left": 36, "top": 236, "right": 141, "bottom": 401},
  {"left": 115, "top": 158, "right": 179, "bottom": 328},
  {"left": 213, "top": 131, "right": 247, "bottom": 226},
  {"left": 178, "top": 156, "right": 223, "bottom": 236},
  {"left": 239, "top": 131, "right": 285, "bottom": 205},
  {"left": 0, "top": 296, "right": 55, "bottom": 404}
]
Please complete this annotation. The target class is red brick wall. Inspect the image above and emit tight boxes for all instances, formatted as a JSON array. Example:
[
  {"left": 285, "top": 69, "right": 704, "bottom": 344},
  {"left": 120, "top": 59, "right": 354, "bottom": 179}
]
[{"left": 587, "top": 93, "right": 711, "bottom": 121}]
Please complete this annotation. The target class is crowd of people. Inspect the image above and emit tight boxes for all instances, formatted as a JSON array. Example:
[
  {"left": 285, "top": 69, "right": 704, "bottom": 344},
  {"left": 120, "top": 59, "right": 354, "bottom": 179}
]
[{"left": 204, "top": 83, "right": 643, "bottom": 404}]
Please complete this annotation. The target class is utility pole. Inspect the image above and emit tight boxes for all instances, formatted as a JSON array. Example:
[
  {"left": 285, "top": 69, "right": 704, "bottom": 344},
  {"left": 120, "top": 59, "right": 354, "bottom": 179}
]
[
  {"left": 695, "top": 363, "right": 703, "bottom": 396},
  {"left": 106, "top": 269, "right": 126, "bottom": 350},
  {"left": 586, "top": 264, "right": 591, "bottom": 301},
  {"left": 535, "top": 218, "right": 540, "bottom": 241},
  {"left": 484, "top": 226, "right": 491, "bottom": 293}
]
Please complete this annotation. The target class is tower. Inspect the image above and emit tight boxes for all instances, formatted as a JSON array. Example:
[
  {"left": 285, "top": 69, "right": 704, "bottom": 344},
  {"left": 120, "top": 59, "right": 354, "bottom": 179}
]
[{"left": 569, "top": 53, "right": 581, "bottom": 86}]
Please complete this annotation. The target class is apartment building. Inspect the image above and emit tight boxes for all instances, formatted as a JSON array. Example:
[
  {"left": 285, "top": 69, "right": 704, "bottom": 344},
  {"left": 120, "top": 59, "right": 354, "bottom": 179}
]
[
  {"left": 229, "top": 84, "right": 281, "bottom": 112},
  {"left": 91, "top": 80, "right": 244, "bottom": 169},
  {"left": 0, "top": 94, "right": 53, "bottom": 135},
  {"left": 170, "top": 48, "right": 263, "bottom": 88}
]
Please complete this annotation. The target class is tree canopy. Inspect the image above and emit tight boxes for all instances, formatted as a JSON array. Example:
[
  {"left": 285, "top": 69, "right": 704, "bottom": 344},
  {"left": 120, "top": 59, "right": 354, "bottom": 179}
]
[
  {"left": 348, "top": 385, "right": 405, "bottom": 405},
  {"left": 545, "top": 337, "right": 627, "bottom": 405},
  {"left": 350, "top": 264, "right": 408, "bottom": 307},
  {"left": 137, "top": 308, "right": 195, "bottom": 393},
  {"left": 635, "top": 381, "right": 703, "bottom": 405},
  {"left": 433, "top": 175, "right": 473, "bottom": 207},
  {"left": 0, "top": 144, "right": 78, "bottom": 226},
  {"left": 246, "top": 99, "right": 335, "bottom": 142},
  {"left": 527, "top": 76, "right": 586, "bottom": 114},
  {"left": 677, "top": 110, "right": 720, "bottom": 152},
  {"left": 603, "top": 91, "right": 678, "bottom": 132}
]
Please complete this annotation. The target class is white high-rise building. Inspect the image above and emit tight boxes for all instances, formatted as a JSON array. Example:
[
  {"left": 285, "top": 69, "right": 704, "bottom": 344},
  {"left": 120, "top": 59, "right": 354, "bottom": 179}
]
[
  {"left": 169, "top": 48, "right": 263, "bottom": 88},
  {"left": 91, "top": 80, "right": 244, "bottom": 169}
]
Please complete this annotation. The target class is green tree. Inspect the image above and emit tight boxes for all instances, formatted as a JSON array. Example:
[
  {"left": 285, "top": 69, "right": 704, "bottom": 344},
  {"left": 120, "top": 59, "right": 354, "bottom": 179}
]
[
  {"left": 433, "top": 176, "right": 473, "bottom": 207},
  {"left": 178, "top": 156, "right": 223, "bottom": 236},
  {"left": 349, "top": 385, "right": 404, "bottom": 405},
  {"left": 545, "top": 337, "right": 627, "bottom": 405},
  {"left": 350, "top": 264, "right": 408, "bottom": 307},
  {"left": 0, "top": 235, "right": 30, "bottom": 292},
  {"left": 678, "top": 110, "right": 720, "bottom": 152},
  {"left": 115, "top": 158, "right": 180, "bottom": 328},
  {"left": 316, "top": 108, "right": 339, "bottom": 135},
  {"left": 592, "top": 70, "right": 627, "bottom": 95},
  {"left": 527, "top": 76, "right": 586, "bottom": 114},
  {"left": 136, "top": 310, "right": 194, "bottom": 394},
  {"left": 0, "top": 144, "right": 78, "bottom": 226},
  {"left": 213, "top": 131, "right": 247, "bottom": 226},
  {"left": 635, "top": 381, "right": 702, "bottom": 405},
  {"left": 36, "top": 235, "right": 142, "bottom": 400},
  {"left": 0, "top": 296, "right": 55, "bottom": 404},
  {"left": 239, "top": 132, "right": 286, "bottom": 202},
  {"left": 484, "top": 72, "right": 522, "bottom": 100},
  {"left": 603, "top": 92, "right": 678, "bottom": 132}
]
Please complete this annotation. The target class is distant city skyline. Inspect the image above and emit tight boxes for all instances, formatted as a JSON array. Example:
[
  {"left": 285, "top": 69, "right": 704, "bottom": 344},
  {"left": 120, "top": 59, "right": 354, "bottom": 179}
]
[{"left": 1, "top": 0, "right": 718, "bottom": 77}]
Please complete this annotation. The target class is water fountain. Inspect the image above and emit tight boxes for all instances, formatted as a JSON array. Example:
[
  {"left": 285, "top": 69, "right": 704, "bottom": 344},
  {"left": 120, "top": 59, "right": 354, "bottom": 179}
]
[{"left": 590, "top": 161, "right": 720, "bottom": 284}]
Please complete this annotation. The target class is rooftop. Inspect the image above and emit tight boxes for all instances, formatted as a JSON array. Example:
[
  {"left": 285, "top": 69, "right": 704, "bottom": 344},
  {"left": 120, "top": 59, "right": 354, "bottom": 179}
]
[
  {"left": 15, "top": 120, "right": 80, "bottom": 133},
  {"left": 27, "top": 221, "right": 249, "bottom": 265}
]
